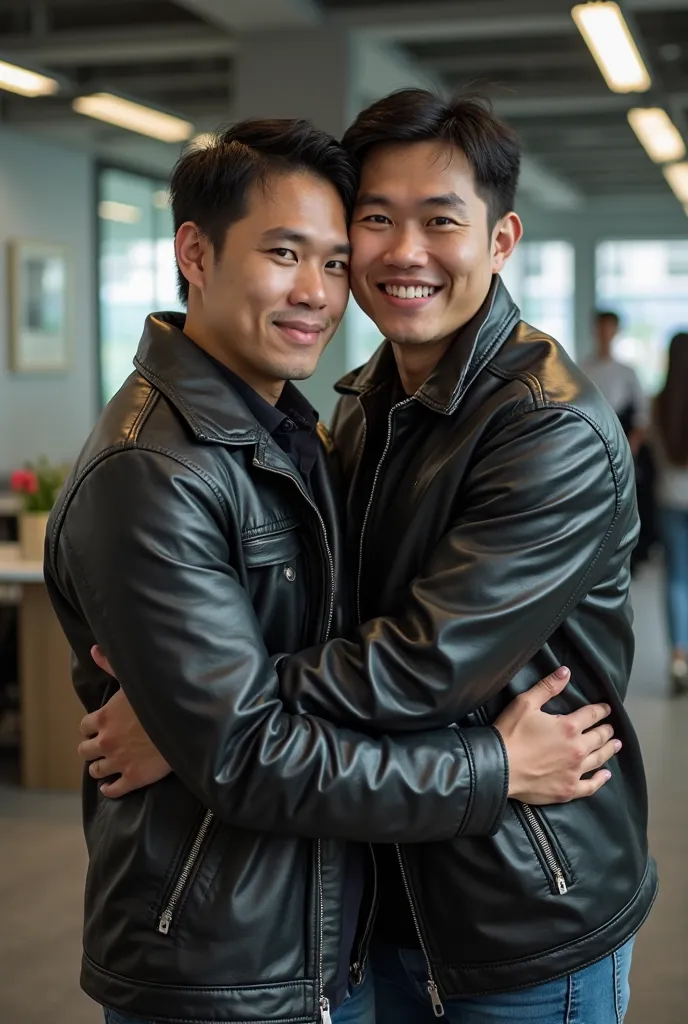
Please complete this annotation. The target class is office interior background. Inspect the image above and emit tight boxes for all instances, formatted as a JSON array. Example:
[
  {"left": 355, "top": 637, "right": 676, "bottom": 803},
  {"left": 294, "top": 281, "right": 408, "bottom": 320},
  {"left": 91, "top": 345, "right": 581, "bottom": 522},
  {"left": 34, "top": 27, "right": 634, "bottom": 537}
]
[{"left": 0, "top": 0, "right": 686, "bottom": 1021}]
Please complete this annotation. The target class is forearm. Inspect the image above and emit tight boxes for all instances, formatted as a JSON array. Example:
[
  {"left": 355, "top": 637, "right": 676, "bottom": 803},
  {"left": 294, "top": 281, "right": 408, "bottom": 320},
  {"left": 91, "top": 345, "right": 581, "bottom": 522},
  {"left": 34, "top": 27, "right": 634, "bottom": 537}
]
[{"left": 278, "top": 408, "right": 626, "bottom": 733}]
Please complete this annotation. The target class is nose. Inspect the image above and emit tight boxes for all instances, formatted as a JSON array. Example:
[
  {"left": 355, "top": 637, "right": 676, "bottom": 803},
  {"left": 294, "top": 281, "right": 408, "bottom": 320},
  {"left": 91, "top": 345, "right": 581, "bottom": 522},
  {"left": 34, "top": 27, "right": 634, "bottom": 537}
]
[
  {"left": 289, "top": 261, "right": 327, "bottom": 309},
  {"left": 383, "top": 226, "right": 428, "bottom": 270}
]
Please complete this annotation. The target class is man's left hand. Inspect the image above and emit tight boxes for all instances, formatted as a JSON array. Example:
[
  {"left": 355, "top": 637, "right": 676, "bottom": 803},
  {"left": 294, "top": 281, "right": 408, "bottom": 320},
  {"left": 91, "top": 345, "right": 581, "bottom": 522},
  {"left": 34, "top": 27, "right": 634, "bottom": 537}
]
[{"left": 78, "top": 646, "right": 172, "bottom": 797}]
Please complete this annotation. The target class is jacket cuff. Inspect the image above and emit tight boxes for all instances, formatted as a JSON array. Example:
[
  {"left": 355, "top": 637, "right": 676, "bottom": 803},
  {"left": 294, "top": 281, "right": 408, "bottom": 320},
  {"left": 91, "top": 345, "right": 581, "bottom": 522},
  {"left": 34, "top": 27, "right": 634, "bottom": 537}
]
[{"left": 456, "top": 726, "right": 509, "bottom": 837}]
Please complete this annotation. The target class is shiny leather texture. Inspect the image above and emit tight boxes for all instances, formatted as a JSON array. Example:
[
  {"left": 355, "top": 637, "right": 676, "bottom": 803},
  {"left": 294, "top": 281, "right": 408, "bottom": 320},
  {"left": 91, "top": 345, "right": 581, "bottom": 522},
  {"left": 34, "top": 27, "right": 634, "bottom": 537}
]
[
  {"left": 277, "top": 277, "right": 657, "bottom": 995},
  {"left": 43, "top": 314, "right": 509, "bottom": 1023}
]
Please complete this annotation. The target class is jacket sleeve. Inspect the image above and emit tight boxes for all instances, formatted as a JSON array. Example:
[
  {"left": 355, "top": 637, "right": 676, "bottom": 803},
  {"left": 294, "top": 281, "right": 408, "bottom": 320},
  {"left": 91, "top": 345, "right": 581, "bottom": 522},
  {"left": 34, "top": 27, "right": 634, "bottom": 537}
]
[
  {"left": 277, "top": 405, "right": 634, "bottom": 731},
  {"left": 51, "top": 447, "right": 507, "bottom": 842}
]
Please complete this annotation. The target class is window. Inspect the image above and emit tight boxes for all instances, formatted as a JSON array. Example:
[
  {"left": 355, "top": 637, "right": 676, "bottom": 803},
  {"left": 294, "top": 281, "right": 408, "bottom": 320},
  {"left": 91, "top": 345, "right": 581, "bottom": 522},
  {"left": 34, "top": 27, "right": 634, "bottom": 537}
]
[
  {"left": 500, "top": 241, "right": 576, "bottom": 358},
  {"left": 97, "top": 167, "right": 183, "bottom": 405},
  {"left": 596, "top": 240, "right": 688, "bottom": 394},
  {"left": 667, "top": 241, "right": 688, "bottom": 277}
]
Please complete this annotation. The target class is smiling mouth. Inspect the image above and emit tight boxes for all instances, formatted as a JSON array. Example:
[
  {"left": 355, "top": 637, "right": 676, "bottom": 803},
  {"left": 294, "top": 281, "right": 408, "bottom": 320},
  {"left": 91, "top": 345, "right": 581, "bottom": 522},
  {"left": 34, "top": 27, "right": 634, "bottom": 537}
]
[
  {"left": 274, "top": 321, "right": 326, "bottom": 346},
  {"left": 377, "top": 283, "right": 443, "bottom": 303}
]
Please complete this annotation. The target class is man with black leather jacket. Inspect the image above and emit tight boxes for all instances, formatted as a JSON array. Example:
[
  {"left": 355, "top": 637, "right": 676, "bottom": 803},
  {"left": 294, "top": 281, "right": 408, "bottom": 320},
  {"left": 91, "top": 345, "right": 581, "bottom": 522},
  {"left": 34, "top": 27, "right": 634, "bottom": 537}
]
[{"left": 55, "top": 104, "right": 647, "bottom": 1024}]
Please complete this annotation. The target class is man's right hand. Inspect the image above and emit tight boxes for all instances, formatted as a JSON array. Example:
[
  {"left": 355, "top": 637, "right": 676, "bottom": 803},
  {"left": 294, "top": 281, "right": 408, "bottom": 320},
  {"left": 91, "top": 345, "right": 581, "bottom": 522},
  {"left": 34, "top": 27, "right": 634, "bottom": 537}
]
[{"left": 495, "top": 666, "right": 620, "bottom": 805}]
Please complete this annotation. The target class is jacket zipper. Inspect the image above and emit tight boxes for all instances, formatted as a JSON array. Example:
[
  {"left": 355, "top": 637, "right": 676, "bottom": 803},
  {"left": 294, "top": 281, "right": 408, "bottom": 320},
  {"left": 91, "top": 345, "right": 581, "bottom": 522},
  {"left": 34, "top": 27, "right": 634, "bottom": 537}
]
[
  {"left": 249, "top": 454, "right": 337, "bottom": 1021},
  {"left": 518, "top": 803, "right": 568, "bottom": 895},
  {"left": 350, "top": 844, "right": 378, "bottom": 985},
  {"left": 356, "top": 398, "right": 413, "bottom": 622},
  {"left": 158, "top": 808, "right": 214, "bottom": 935},
  {"left": 358, "top": 395, "right": 444, "bottom": 1011},
  {"left": 317, "top": 839, "right": 332, "bottom": 1024},
  {"left": 395, "top": 846, "right": 444, "bottom": 1017},
  {"left": 473, "top": 705, "right": 568, "bottom": 896},
  {"left": 267, "top": 467, "right": 336, "bottom": 1023}
]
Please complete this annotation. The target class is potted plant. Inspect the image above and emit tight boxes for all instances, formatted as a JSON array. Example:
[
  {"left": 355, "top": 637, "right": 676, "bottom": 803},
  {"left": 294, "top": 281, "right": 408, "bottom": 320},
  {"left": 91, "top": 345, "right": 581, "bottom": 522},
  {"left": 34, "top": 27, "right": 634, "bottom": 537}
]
[{"left": 10, "top": 457, "right": 68, "bottom": 561}]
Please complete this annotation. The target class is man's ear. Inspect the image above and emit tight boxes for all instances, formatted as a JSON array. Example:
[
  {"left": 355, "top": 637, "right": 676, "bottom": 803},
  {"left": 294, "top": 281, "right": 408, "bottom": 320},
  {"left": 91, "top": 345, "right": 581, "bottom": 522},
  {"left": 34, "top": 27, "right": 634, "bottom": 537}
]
[
  {"left": 175, "top": 222, "right": 210, "bottom": 297},
  {"left": 491, "top": 212, "right": 523, "bottom": 274}
]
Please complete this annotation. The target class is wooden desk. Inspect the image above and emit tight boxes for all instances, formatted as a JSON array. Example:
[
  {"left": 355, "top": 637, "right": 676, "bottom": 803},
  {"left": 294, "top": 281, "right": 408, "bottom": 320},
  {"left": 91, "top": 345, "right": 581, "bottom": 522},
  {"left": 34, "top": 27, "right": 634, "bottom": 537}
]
[{"left": 0, "top": 552, "right": 83, "bottom": 791}]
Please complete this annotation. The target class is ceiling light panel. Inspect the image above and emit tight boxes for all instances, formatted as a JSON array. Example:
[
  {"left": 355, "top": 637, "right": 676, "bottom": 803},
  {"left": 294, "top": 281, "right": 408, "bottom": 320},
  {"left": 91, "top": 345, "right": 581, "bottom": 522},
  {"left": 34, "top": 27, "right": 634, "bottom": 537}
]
[
  {"left": 73, "top": 93, "right": 193, "bottom": 143},
  {"left": 628, "top": 108, "right": 686, "bottom": 164},
  {"left": 572, "top": 2, "right": 651, "bottom": 93}
]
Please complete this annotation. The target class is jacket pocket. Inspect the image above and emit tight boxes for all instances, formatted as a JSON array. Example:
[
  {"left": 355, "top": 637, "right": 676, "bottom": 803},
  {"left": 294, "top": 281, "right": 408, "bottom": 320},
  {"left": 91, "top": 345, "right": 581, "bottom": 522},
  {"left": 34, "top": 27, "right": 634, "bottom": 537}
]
[
  {"left": 241, "top": 524, "right": 301, "bottom": 568},
  {"left": 157, "top": 808, "right": 216, "bottom": 935},
  {"left": 513, "top": 802, "right": 572, "bottom": 896}
]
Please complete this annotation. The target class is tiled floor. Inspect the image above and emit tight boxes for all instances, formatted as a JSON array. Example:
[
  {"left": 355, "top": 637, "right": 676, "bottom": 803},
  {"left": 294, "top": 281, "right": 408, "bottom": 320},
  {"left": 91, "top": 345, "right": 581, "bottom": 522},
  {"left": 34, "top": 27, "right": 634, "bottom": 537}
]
[{"left": 0, "top": 559, "right": 685, "bottom": 1023}]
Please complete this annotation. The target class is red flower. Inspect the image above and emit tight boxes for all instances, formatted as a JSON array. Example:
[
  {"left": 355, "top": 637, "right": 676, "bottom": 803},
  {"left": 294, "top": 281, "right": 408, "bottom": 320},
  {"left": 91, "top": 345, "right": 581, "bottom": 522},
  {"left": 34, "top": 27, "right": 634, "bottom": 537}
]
[{"left": 10, "top": 469, "right": 39, "bottom": 495}]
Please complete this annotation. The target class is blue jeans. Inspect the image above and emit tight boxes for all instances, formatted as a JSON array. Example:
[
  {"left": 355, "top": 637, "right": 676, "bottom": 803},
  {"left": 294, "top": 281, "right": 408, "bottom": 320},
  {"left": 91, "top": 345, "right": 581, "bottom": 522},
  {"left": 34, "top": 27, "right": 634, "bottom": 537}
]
[
  {"left": 102, "top": 970, "right": 375, "bottom": 1024},
  {"left": 661, "top": 507, "right": 688, "bottom": 649},
  {"left": 371, "top": 939, "right": 634, "bottom": 1024}
]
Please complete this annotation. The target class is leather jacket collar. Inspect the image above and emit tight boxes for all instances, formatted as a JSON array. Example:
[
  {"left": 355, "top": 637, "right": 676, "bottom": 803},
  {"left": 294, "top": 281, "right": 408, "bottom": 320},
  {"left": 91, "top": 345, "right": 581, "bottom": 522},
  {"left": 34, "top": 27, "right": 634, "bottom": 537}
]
[
  {"left": 336, "top": 275, "right": 521, "bottom": 415},
  {"left": 134, "top": 312, "right": 262, "bottom": 445}
]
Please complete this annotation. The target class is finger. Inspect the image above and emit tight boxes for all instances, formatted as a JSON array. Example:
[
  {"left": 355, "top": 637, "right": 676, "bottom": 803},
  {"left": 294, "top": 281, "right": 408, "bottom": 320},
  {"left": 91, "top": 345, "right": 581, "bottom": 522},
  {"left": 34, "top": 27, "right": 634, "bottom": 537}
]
[
  {"left": 78, "top": 736, "right": 104, "bottom": 762},
  {"left": 580, "top": 739, "right": 622, "bottom": 776},
  {"left": 564, "top": 702, "right": 612, "bottom": 732},
  {"left": 100, "top": 777, "right": 135, "bottom": 799},
  {"left": 91, "top": 645, "right": 116, "bottom": 678},
  {"left": 527, "top": 667, "right": 570, "bottom": 709},
  {"left": 580, "top": 723, "right": 615, "bottom": 756},
  {"left": 79, "top": 711, "right": 100, "bottom": 738},
  {"left": 88, "top": 757, "right": 118, "bottom": 780},
  {"left": 572, "top": 768, "right": 613, "bottom": 799}
]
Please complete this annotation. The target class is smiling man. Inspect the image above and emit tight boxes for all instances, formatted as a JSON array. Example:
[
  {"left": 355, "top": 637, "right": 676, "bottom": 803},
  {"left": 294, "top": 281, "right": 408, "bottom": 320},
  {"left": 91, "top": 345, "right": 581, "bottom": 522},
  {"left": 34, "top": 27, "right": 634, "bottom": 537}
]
[
  {"left": 43, "top": 116, "right": 620, "bottom": 1024},
  {"left": 79, "top": 93, "right": 655, "bottom": 1023}
]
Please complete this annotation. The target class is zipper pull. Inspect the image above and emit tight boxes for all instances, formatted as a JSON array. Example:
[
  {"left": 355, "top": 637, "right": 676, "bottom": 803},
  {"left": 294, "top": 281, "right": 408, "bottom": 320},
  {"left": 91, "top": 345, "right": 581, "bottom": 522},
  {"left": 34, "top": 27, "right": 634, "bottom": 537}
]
[
  {"left": 158, "top": 910, "right": 172, "bottom": 935},
  {"left": 350, "top": 962, "right": 364, "bottom": 986},
  {"left": 427, "top": 980, "right": 445, "bottom": 1018},
  {"left": 320, "top": 996, "right": 332, "bottom": 1024},
  {"left": 555, "top": 872, "right": 568, "bottom": 895}
]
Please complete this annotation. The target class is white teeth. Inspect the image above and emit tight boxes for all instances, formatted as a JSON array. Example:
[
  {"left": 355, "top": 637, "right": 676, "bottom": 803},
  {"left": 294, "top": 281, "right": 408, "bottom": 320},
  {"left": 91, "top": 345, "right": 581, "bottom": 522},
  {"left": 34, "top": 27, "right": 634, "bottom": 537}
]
[{"left": 384, "top": 284, "right": 436, "bottom": 299}]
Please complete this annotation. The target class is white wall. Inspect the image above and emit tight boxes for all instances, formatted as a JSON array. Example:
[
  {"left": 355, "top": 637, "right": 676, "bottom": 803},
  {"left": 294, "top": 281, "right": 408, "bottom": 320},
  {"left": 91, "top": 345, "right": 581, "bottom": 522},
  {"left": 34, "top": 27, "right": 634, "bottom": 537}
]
[{"left": 0, "top": 128, "right": 96, "bottom": 473}]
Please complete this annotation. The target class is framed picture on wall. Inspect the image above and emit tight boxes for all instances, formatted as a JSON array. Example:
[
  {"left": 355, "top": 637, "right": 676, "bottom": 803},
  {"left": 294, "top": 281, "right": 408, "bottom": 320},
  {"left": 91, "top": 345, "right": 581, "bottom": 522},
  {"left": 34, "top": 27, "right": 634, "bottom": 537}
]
[{"left": 8, "top": 239, "right": 71, "bottom": 373}]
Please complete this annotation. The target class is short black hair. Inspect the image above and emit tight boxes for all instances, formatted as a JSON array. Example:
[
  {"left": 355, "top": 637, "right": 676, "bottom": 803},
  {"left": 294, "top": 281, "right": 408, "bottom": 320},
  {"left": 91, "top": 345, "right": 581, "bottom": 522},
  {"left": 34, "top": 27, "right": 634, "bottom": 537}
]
[
  {"left": 169, "top": 119, "right": 358, "bottom": 304},
  {"left": 341, "top": 89, "right": 522, "bottom": 228},
  {"left": 595, "top": 310, "right": 621, "bottom": 327}
]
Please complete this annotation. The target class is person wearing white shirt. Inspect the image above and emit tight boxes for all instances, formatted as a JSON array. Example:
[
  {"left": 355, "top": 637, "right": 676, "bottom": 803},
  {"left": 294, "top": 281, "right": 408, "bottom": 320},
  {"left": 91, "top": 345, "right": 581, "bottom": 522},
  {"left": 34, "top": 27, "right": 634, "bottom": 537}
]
[
  {"left": 652, "top": 331, "right": 688, "bottom": 695},
  {"left": 583, "top": 311, "right": 649, "bottom": 457}
]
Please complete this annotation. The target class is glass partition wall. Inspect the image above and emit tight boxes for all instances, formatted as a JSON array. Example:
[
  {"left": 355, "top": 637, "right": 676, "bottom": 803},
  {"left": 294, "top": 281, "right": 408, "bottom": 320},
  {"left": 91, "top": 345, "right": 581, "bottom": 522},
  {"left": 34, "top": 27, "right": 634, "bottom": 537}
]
[{"left": 97, "top": 166, "right": 182, "bottom": 406}]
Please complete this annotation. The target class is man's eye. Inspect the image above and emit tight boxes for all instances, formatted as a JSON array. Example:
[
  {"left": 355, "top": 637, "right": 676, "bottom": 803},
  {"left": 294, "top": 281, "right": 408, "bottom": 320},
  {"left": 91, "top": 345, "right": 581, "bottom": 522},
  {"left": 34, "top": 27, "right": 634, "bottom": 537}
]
[
  {"left": 361, "top": 214, "right": 390, "bottom": 225},
  {"left": 428, "top": 217, "right": 456, "bottom": 227},
  {"left": 326, "top": 260, "right": 349, "bottom": 272},
  {"left": 271, "top": 248, "right": 297, "bottom": 260}
]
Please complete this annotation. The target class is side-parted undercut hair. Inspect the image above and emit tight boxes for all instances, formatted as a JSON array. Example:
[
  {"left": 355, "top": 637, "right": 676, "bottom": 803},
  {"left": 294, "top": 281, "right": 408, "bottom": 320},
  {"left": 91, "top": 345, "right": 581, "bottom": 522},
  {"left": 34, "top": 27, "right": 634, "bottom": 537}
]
[
  {"left": 169, "top": 119, "right": 358, "bottom": 304},
  {"left": 341, "top": 89, "right": 522, "bottom": 229}
]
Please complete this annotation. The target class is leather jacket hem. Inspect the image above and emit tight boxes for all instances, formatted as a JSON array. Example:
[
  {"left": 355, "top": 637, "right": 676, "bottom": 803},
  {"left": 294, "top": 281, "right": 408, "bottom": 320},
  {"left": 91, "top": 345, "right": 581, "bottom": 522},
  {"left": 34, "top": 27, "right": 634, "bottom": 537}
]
[
  {"left": 81, "top": 953, "right": 319, "bottom": 1023},
  {"left": 432, "top": 856, "right": 657, "bottom": 997}
]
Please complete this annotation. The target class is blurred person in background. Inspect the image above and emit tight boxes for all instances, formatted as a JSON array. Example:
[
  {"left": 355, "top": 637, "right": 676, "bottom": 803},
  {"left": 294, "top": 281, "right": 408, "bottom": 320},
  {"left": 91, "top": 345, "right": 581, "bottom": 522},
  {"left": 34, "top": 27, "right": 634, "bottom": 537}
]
[
  {"left": 583, "top": 310, "right": 656, "bottom": 572},
  {"left": 78, "top": 90, "right": 655, "bottom": 1024},
  {"left": 652, "top": 331, "right": 688, "bottom": 696},
  {"left": 583, "top": 311, "right": 648, "bottom": 454}
]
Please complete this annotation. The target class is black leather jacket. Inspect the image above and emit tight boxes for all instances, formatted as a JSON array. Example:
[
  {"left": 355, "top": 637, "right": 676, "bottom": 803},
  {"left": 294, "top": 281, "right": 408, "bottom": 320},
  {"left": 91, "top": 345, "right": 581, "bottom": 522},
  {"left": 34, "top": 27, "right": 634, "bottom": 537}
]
[
  {"left": 278, "top": 278, "right": 657, "bottom": 1000},
  {"left": 43, "top": 314, "right": 508, "bottom": 1023}
]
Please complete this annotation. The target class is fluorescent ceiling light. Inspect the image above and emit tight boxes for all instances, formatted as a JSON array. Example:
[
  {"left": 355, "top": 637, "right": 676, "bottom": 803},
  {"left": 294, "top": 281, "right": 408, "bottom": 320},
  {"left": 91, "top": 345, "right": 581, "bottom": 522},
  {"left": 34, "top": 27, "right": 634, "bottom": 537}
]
[
  {"left": 572, "top": 2, "right": 651, "bottom": 93},
  {"left": 73, "top": 93, "right": 193, "bottom": 143},
  {"left": 628, "top": 108, "right": 686, "bottom": 164},
  {"left": 664, "top": 162, "right": 688, "bottom": 205},
  {"left": 0, "top": 58, "right": 59, "bottom": 97},
  {"left": 98, "top": 200, "right": 142, "bottom": 224}
]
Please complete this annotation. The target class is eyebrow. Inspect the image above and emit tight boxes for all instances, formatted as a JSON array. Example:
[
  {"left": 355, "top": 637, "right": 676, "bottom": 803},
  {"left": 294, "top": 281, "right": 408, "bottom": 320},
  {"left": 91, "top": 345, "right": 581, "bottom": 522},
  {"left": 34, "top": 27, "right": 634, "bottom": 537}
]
[
  {"left": 260, "top": 227, "right": 351, "bottom": 255},
  {"left": 356, "top": 192, "right": 468, "bottom": 213}
]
